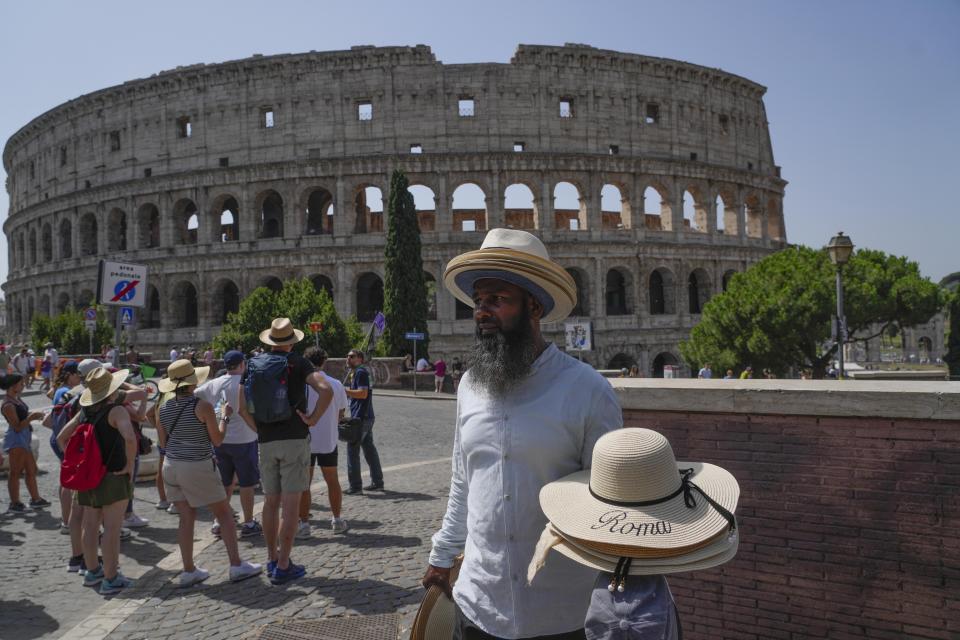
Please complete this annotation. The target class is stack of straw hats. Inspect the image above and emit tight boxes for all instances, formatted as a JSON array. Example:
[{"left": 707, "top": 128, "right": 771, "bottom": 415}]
[{"left": 529, "top": 428, "right": 740, "bottom": 590}]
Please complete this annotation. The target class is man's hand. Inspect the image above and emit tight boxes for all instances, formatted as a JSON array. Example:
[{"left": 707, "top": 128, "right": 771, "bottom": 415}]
[{"left": 421, "top": 565, "right": 453, "bottom": 599}]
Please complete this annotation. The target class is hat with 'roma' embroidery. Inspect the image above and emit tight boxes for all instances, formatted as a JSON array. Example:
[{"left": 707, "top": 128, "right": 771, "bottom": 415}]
[{"left": 443, "top": 228, "right": 577, "bottom": 324}]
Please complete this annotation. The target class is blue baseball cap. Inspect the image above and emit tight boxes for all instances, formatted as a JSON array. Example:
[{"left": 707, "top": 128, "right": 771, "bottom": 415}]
[{"left": 223, "top": 350, "right": 244, "bottom": 368}]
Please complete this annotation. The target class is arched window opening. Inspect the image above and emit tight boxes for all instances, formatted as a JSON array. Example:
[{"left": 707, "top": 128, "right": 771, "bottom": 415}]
[
  {"left": 38, "top": 294, "right": 50, "bottom": 317},
  {"left": 722, "top": 270, "right": 737, "bottom": 293},
  {"left": 59, "top": 219, "right": 73, "bottom": 259},
  {"left": 352, "top": 185, "right": 384, "bottom": 234},
  {"left": 424, "top": 272, "right": 438, "bottom": 320},
  {"left": 79, "top": 213, "right": 98, "bottom": 256},
  {"left": 144, "top": 285, "right": 161, "bottom": 329},
  {"left": 305, "top": 188, "right": 334, "bottom": 235},
  {"left": 172, "top": 282, "right": 198, "bottom": 327},
  {"left": 356, "top": 273, "right": 384, "bottom": 322},
  {"left": 566, "top": 268, "right": 590, "bottom": 317},
  {"left": 174, "top": 199, "right": 199, "bottom": 245},
  {"left": 452, "top": 183, "right": 487, "bottom": 232},
  {"left": 220, "top": 204, "right": 238, "bottom": 242},
  {"left": 311, "top": 275, "right": 334, "bottom": 301},
  {"left": 107, "top": 209, "right": 127, "bottom": 251},
  {"left": 649, "top": 271, "right": 668, "bottom": 315},
  {"left": 78, "top": 289, "right": 95, "bottom": 308},
  {"left": 745, "top": 195, "right": 763, "bottom": 238},
  {"left": 715, "top": 196, "right": 726, "bottom": 234},
  {"left": 409, "top": 185, "right": 437, "bottom": 231},
  {"left": 607, "top": 353, "right": 637, "bottom": 371},
  {"left": 767, "top": 198, "right": 785, "bottom": 241},
  {"left": 261, "top": 277, "right": 283, "bottom": 293},
  {"left": 42, "top": 224, "right": 53, "bottom": 262},
  {"left": 642, "top": 186, "right": 669, "bottom": 231},
  {"left": 138, "top": 204, "right": 160, "bottom": 248},
  {"left": 28, "top": 229, "right": 37, "bottom": 264},
  {"left": 652, "top": 352, "right": 679, "bottom": 378},
  {"left": 601, "top": 184, "right": 626, "bottom": 230},
  {"left": 504, "top": 183, "right": 537, "bottom": 230},
  {"left": 688, "top": 269, "right": 711, "bottom": 314},
  {"left": 918, "top": 336, "right": 933, "bottom": 363},
  {"left": 683, "top": 190, "right": 706, "bottom": 232},
  {"left": 455, "top": 299, "right": 473, "bottom": 320},
  {"left": 214, "top": 280, "right": 240, "bottom": 325},
  {"left": 55, "top": 292, "right": 70, "bottom": 315},
  {"left": 259, "top": 191, "right": 284, "bottom": 239},
  {"left": 553, "top": 182, "right": 584, "bottom": 230},
  {"left": 605, "top": 269, "right": 629, "bottom": 316}
]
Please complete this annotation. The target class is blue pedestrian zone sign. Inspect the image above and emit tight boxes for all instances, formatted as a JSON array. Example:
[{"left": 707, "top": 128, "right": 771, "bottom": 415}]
[
  {"left": 405, "top": 332, "right": 425, "bottom": 341},
  {"left": 120, "top": 307, "right": 135, "bottom": 326}
]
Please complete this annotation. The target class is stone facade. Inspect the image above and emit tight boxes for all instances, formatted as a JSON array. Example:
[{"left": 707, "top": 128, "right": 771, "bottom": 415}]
[{"left": 2, "top": 44, "right": 787, "bottom": 373}]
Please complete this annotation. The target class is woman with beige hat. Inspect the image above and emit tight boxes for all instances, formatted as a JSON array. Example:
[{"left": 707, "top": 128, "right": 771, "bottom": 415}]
[
  {"left": 157, "top": 359, "right": 262, "bottom": 587},
  {"left": 529, "top": 428, "right": 740, "bottom": 639}
]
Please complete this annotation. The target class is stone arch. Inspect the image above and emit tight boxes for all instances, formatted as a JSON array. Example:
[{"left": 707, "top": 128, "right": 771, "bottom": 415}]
[
  {"left": 59, "top": 218, "right": 73, "bottom": 259},
  {"left": 356, "top": 272, "right": 384, "bottom": 322},
  {"left": 79, "top": 212, "right": 98, "bottom": 256},
  {"left": 640, "top": 183, "right": 672, "bottom": 231},
  {"left": 451, "top": 182, "right": 487, "bottom": 232},
  {"left": 652, "top": 352, "right": 680, "bottom": 378},
  {"left": 173, "top": 198, "right": 199, "bottom": 245},
  {"left": 601, "top": 183, "right": 629, "bottom": 230},
  {"left": 503, "top": 183, "right": 537, "bottom": 230},
  {"left": 918, "top": 336, "right": 933, "bottom": 362},
  {"left": 605, "top": 267, "right": 632, "bottom": 316},
  {"left": 41, "top": 224, "right": 53, "bottom": 262},
  {"left": 722, "top": 269, "right": 738, "bottom": 292},
  {"left": 744, "top": 193, "right": 763, "bottom": 238},
  {"left": 716, "top": 186, "right": 738, "bottom": 234},
  {"left": 55, "top": 291, "right": 70, "bottom": 314},
  {"left": 607, "top": 353, "right": 637, "bottom": 371},
  {"left": 137, "top": 204, "right": 160, "bottom": 248},
  {"left": 310, "top": 274, "right": 334, "bottom": 301},
  {"left": 688, "top": 268, "right": 711, "bottom": 314},
  {"left": 256, "top": 189, "right": 284, "bottom": 239},
  {"left": 143, "top": 284, "right": 161, "bottom": 329},
  {"left": 210, "top": 193, "right": 240, "bottom": 242},
  {"left": 171, "top": 280, "right": 199, "bottom": 327},
  {"left": 408, "top": 184, "right": 437, "bottom": 231},
  {"left": 28, "top": 228, "right": 37, "bottom": 265},
  {"left": 767, "top": 197, "right": 785, "bottom": 241},
  {"left": 424, "top": 271, "right": 438, "bottom": 320},
  {"left": 107, "top": 208, "right": 127, "bottom": 251},
  {"left": 260, "top": 276, "right": 284, "bottom": 293},
  {"left": 649, "top": 267, "right": 676, "bottom": 315},
  {"left": 553, "top": 180, "right": 585, "bottom": 230},
  {"left": 566, "top": 267, "right": 591, "bottom": 317},
  {"left": 303, "top": 186, "right": 334, "bottom": 235},
  {"left": 212, "top": 278, "right": 240, "bottom": 325},
  {"left": 353, "top": 185, "right": 384, "bottom": 234},
  {"left": 682, "top": 185, "right": 707, "bottom": 232}
]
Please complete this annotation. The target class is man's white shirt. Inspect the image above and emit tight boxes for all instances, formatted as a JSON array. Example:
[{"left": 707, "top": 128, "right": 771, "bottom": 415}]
[
  {"left": 306, "top": 372, "right": 348, "bottom": 454},
  {"left": 195, "top": 374, "right": 257, "bottom": 445}
]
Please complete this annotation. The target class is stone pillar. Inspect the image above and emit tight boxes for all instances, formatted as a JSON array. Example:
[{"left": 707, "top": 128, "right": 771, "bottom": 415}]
[
  {"left": 336, "top": 262, "right": 352, "bottom": 317},
  {"left": 585, "top": 174, "right": 602, "bottom": 232},
  {"left": 96, "top": 206, "right": 109, "bottom": 257},
  {"left": 704, "top": 199, "right": 718, "bottom": 235},
  {"left": 486, "top": 174, "right": 504, "bottom": 230},
  {"left": 239, "top": 186, "right": 257, "bottom": 242},
  {"left": 669, "top": 190, "right": 685, "bottom": 233},
  {"left": 537, "top": 174, "right": 551, "bottom": 230},
  {"left": 435, "top": 175, "right": 451, "bottom": 233},
  {"left": 159, "top": 192, "right": 176, "bottom": 247},
  {"left": 594, "top": 258, "right": 605, "bottom": 317},
  {"left": 333, "top": 177, "right": 349, "bottom": 238},
  {"left": 284, "top": 182, "right": 300, "bottom": 240}
]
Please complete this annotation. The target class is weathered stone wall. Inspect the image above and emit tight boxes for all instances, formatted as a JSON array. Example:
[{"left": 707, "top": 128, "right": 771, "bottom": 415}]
[
  {"left": 3, "top": 44, "right": 787, "bottom": 371},
  {"left": 612, "top": 379, "right": 959, "bottom": 639}
]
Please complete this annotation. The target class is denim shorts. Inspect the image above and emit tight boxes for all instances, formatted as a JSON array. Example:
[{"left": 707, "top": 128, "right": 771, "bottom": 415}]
[{"left": 214, "top": 441, "right": 260, "bottom": 488}]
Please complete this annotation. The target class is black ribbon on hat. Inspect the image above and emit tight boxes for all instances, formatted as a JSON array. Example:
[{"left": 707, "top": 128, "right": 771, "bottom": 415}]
[{"left": 588, "top": 468, "right": 737, "bottom": 533}]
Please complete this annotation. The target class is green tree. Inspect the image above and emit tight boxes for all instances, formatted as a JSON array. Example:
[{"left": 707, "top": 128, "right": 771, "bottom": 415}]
[
  {"left": 212, "top": 278, "right": 359, "bottom": 357},
  {"left": 31, "top": 307, "right": 113, "bottom": 354},
  {"left": 680, "top": 246, "right": 944, "bottom": 378},
  {"left": 944, "top": 292, "right": 960, "bottom": 379},
  {"left": 381, "top": 169, "right": 430, "bottom": 357}
]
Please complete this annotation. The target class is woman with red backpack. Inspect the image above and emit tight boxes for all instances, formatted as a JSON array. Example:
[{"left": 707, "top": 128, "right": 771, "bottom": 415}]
[{"left": 2, "top": 373, "right": 49, "bottom": 512}]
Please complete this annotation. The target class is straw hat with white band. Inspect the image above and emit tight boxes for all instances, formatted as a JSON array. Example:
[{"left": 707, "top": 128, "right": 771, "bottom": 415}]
[
  {"left": 80, "top": 367, "right": 129, "bottom": 407},
  {"left": 443, "top": 228, "right": 578, "bottom": 324},
  {"left": 530, "top": 429, "right": 739, "bottom": 587},
  {"left": 259, "top": 317, "right": 305, "bottom": 346},
  {"left": 158, "top": 359, "right": 211, "bottom": 393}
]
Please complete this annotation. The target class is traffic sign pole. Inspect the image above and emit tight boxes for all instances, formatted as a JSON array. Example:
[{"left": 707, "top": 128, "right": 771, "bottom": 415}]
[{"left": 404, "top": 330, "right": 426, "bottom": 396}]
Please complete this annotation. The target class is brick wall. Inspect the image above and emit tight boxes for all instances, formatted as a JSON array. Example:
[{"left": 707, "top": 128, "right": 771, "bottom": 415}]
[{"left": 622, "top": 409, "right": 959, "bottom": 639}]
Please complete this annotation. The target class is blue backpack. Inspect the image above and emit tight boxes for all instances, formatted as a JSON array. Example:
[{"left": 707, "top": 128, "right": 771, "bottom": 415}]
[{"left": 244, "top": 352, "right": 292, "bottom": 424}]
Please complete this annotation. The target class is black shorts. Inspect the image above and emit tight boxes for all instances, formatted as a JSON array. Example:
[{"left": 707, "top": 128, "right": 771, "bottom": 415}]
[{"left": 310, "top": 448, "right": 338, "bottom": 468}]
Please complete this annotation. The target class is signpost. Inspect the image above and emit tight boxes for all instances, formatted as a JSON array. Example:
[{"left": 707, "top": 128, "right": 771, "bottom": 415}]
[
  {"left": 405, "top": 331, "right": 426, "bottom": 395},
  {"left": 97, "top": 260, "right": 148, "bottom": 366},
  {"left": 84, "top": 307, "right": 97, "bottom": 354},
  {"left": 309, "top": 321, "right": 323, "bottom": 348},
  {"left": 564, "top": 321, "right": 593, "bottom": 362}
]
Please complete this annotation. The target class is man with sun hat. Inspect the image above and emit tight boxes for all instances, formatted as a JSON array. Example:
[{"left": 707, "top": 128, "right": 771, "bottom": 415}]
[{"left": 421, "top": 229, "right": 623, "bottom": 639}]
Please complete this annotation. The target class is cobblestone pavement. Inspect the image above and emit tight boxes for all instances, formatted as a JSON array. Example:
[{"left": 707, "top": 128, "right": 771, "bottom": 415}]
[{"left": 0, "top": 392, "right": 457, "bottom": 639}]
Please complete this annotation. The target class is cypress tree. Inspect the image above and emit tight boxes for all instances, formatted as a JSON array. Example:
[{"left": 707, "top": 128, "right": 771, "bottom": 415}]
[{"left": 382, "top": 169, "right": 430, "bottom": 357}]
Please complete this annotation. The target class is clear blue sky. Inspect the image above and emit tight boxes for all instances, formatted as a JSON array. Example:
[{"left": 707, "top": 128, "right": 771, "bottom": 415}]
[{"left": 1, "top": 0, "right": 957, "bottom": 290}]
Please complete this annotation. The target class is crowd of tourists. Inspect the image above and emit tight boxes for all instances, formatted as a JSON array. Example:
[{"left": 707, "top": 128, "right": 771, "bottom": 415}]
[{"left": 1, "top": 321, "right": 386, "bottom": 595}]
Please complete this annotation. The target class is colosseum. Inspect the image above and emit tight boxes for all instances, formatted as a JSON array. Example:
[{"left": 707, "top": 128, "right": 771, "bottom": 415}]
[{"left": 3, "top": 43, "right": 787, "bottom": 375}]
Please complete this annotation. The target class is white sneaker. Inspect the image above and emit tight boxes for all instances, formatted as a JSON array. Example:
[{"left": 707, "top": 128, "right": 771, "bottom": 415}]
[
  {"left": 295, "top": 520, "right": 311, "bottom": 539},
  {"left": 123, "top": 513, "right": 149, "bottom": 528},
  {"left": 155, "top": 500, "right": 171, "bottom": 510},
  {"left": 178, "top": 567, "right": 210, "bottom": 588},
  {"left": 119, "top": 527, "right": 132, "bottom": 540},
  {"left": 331, "top": 517, "right": 349, "bottom": 534},
  {"left": 210, "top": 522, "right": 221, "bottom": 537},
  {"left": 229, "top": 561, "right": 263, "bottom": 582},
  {"left": 167, "top": 503, "right": 179, "bottom": 515}
]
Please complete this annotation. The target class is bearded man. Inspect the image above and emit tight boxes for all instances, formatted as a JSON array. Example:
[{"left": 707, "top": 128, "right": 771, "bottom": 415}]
[{"left": 422, "top": 229, "right": 623, "bottom": 639}]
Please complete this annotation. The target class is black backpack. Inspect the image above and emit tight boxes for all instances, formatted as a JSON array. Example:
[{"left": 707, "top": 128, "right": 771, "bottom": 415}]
[{"left": 244, "top": 352, "right": 292, "bottom": 423}]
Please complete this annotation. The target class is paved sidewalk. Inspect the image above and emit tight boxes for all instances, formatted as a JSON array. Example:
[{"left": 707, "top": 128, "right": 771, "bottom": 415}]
[{"left": 0, "top": 395, "right": 458, "bottom": 639}]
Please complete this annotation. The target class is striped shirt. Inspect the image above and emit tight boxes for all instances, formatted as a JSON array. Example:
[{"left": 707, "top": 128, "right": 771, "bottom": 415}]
[{"left": 159, "top": 396, "right": 212, "bottom": 462}]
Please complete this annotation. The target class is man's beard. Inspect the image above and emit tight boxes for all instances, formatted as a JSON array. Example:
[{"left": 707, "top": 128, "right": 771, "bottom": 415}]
[{"left": 469, "top": 306, "right": 539, "bottom": 397}]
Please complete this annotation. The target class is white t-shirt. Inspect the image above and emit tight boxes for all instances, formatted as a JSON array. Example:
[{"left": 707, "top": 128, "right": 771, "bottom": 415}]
[
  {"left": 169, "top": 349, "right": 179, "bottom": 361},
  {"left": 45, "top": 347, "right": 59, "bottom": 366},
  {"left": 305, "top": 373, "right": 348, "bottom": 455},
  {"left": 195, "top": 373, "right": 258, "bottom": 445},
  {"left": 416, "top": 357, "right": 431, "bottom": 371}
]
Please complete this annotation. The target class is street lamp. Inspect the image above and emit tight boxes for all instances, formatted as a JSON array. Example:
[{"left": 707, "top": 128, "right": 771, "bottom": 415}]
[{"left": 826, "top": 231, "right": 854, "bottom": 379}]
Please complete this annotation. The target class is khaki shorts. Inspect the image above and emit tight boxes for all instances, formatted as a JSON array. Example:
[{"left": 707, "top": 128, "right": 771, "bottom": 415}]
[
  {"left": 259, "top": 438, "right": 310, "bottom": 495},
  {"left": 163, "top": 458, "right": 227, "bottom": 508}
]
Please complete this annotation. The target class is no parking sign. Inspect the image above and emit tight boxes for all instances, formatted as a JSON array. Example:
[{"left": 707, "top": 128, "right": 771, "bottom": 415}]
[{"left": 97, "top": 260, "right": 148, "bottom": 307}]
